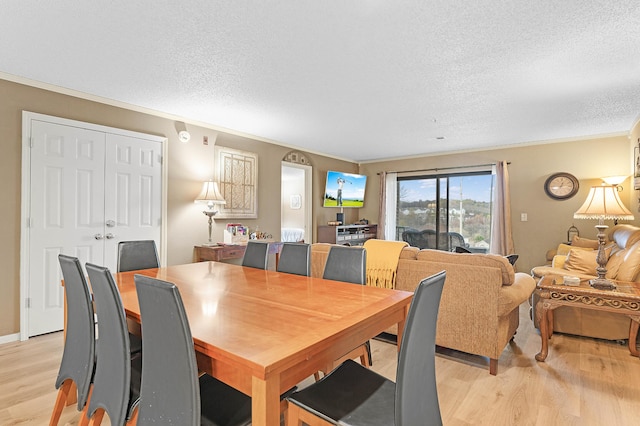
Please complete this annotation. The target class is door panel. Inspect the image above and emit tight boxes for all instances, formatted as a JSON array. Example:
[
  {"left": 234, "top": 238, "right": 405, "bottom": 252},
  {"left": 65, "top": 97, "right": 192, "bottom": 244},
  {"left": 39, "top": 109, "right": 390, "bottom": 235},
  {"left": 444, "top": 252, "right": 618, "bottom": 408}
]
[
  {"left": 28, "top": 121, "right": 106, "bottom": 336},
  {"left": 104, "top": 134, "right": 162, "bottom": 270},
  {"left": 26, "top": 119, "right": 163, "bottom": 337}
]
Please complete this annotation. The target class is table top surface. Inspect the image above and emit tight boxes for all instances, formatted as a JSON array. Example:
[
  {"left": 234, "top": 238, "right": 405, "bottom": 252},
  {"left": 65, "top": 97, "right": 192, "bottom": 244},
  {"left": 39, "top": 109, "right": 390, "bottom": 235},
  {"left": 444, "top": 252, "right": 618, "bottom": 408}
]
[
  {"left": 537, "top": 274, "right": 640, "bottom": 299},
  {"left": 114, "top": 261, "right": 413, "bottom": 377}
]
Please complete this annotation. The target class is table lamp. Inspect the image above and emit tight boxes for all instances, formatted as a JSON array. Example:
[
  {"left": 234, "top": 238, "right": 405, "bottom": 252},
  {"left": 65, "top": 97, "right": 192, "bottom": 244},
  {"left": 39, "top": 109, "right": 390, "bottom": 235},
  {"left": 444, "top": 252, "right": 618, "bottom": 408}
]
[
  {"left": 573, "top": 184, "right": 634, "bottom": 290},
  {"left": 195, "top": 180, "right": 226, "bottom": 245}
]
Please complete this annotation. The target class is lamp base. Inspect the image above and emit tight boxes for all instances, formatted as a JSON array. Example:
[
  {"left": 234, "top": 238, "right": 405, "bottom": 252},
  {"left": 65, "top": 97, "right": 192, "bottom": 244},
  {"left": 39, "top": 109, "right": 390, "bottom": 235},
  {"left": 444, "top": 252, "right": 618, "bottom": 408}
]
[
  {"left": 589, "top": 277, "right": 617, "bottom": 291},
  {"left": 203, "top": 210, "right": 217, "bottom": 244}
]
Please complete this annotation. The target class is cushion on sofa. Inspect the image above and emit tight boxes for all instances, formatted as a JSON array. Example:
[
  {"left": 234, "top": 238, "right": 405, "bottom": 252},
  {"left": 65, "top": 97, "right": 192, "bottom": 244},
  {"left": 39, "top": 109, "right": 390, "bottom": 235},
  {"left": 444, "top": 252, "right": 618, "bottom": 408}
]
[
  {"left": 562, "top": 248, "right": 601, "bottom": 275},
  {"left": 610, "top": 224, "right": 640, "bottom": 250},
  {"left": 416, "top": 249, "right": 515, "bottom": 285},
  {"left": 613, "top": 240, "right": 640, "bottom": 282},
  {"left": 570, "top": 235, "right": 600, "bottom": 249},
  {"left": 399, "top": 246, "right": 419, "bottom": 259}
]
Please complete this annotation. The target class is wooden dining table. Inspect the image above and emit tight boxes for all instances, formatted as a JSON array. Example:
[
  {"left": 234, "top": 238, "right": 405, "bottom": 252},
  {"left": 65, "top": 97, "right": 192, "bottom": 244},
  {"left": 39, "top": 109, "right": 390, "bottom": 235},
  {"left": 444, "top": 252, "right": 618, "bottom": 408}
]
[{"left": 113, "top": 261, "right": 413, "bottom": 426}]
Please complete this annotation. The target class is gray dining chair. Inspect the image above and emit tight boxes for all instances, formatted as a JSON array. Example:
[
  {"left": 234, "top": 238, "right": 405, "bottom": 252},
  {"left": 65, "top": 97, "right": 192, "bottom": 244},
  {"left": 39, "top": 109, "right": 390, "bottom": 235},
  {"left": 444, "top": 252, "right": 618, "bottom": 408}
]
[
  {"left": 320, "top": 245, "right": 371, "bottom": 375},
  {"left": 134, "top": 274, "right": 252, "bottom": 426},
  {"left": 322, "top": 245, "right": 366, "bottom": 285},
  {"left": 49, "top": 255, "right": 96, "bottom": 426},
  {"left": 241, "top": 240, "right": 270, "bottom": 269},
  {"left": 117, "top": 240, "right": 160, "bottom": 272},
  {"left": 286, "top": 270, "right": 446, "bottom": 426},
  {"left": 83, "top": 263, "right": 142, "bottom": 426},
  {"left": 276, "top": 242, "right": 311, "bottom": 276}
]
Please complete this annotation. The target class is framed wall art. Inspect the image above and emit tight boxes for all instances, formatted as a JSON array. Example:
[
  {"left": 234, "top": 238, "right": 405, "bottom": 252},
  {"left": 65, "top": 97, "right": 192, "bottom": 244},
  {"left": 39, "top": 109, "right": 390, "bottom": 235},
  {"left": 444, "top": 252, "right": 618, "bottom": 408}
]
[{"left": 214, "top": 146, "right": 258, "bottom": 219}]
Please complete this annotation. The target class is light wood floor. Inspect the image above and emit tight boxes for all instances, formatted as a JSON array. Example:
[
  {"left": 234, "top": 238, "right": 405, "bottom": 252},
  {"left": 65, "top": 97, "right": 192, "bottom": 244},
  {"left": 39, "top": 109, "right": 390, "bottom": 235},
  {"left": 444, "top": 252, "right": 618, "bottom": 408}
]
[{"left": 2, "top": 305, "right": 639, "bottom": 425}]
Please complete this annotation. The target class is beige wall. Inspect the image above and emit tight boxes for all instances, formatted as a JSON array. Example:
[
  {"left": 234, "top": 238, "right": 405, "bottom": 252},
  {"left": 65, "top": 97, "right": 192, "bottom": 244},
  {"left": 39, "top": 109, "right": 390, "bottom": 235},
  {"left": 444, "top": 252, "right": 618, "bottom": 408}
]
[
  {"left": 0, "top": 78, "right": 355, "bottom": 336},
  {"left": 2, "top": 77, "right": 638, "bottom": 338},
  {"left": 359, "top": 137, "right": 638, "bottom": 275}
]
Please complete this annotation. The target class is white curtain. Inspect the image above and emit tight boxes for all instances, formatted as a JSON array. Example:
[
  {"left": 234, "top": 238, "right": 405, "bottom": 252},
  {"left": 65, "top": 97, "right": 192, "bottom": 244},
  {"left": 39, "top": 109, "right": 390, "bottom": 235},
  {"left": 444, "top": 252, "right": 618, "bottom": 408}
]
[
  {"left": 377, "top": 172, "right": 397, "bottom": 240},
  {"left": 490, "top": 161, "right": 514, "bottom": 255}
]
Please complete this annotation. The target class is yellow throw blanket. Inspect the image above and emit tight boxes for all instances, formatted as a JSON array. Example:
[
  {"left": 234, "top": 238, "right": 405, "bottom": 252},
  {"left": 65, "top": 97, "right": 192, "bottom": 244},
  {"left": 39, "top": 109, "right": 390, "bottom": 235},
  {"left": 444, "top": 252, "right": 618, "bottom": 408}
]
[{"left": 363, "top": 239, "right": 408, "bottom": 289}]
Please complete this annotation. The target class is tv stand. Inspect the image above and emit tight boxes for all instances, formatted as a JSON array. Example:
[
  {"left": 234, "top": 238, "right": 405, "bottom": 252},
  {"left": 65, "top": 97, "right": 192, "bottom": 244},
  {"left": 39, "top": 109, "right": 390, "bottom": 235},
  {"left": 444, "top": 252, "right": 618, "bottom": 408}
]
[{"left": 318, "top": 224, "right": 377, "bottom": 246}]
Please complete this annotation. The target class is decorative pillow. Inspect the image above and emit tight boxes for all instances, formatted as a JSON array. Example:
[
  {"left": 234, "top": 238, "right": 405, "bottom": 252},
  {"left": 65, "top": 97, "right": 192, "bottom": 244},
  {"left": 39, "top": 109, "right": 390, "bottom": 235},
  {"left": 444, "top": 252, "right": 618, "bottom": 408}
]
[
  {"left": 563, "top": 248, "right": 611, "bottom": 275},
  {"left": 556, "top": 243, "right": 593, "bottom": 257},
  {"left": 556, "top": 243, "right": 573, "bottom": 256},
  {"left": 552, "top": 255, "right": 567, "bottom": 269},
  {"left": 571, "top": 235, "right": 600, "bottom": 249}
]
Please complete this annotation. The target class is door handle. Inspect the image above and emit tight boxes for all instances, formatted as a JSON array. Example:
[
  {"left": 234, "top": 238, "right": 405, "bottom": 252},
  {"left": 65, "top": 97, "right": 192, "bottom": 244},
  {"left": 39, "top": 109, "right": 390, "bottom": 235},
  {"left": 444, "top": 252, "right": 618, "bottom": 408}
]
[
  {"left": 105, "top": 233, "right": 115, "bottom": 239},
  {"left": 94, "top": 234, "right": 104, "bottom": 240},
  {"left": 106, "top": 220, "right": 116, "bottom": 228}
]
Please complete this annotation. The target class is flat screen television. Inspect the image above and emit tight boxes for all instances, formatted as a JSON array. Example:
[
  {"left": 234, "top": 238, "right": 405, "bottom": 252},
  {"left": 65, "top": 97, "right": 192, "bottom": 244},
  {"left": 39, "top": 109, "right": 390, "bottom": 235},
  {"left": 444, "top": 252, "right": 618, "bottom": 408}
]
[{"left": 323, "top": 171, "right": 367, "bottom": 208}]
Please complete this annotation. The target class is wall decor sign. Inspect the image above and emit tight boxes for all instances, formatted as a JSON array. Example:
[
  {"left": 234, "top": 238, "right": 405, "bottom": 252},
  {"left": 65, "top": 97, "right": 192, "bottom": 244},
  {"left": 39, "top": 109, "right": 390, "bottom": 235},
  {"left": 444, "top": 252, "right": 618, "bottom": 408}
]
[{"left": 290, "top": 194, "right": 302, "bottom": 209}]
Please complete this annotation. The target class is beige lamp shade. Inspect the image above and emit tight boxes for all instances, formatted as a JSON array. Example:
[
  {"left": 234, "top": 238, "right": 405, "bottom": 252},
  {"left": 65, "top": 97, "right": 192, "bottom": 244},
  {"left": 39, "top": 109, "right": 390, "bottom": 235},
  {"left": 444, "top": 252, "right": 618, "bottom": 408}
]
[
  {"left": 195, "top": 180, "right": 226, "bottom": 209},
  {"left": 573, "top": 185, "right": 634, "bottom": 220}
]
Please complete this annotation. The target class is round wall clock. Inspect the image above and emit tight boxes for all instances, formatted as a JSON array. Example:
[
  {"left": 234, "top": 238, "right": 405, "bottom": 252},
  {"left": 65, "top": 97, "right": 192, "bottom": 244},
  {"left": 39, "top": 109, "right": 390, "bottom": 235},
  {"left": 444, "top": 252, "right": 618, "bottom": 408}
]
[{"left": 544, "top": 172, "right": 579, "bottom": 200}]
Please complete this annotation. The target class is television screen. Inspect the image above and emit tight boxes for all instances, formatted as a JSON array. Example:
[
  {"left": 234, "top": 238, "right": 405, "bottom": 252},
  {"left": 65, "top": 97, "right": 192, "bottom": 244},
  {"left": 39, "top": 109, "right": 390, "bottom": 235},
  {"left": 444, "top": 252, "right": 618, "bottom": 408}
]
[{"left": 323, "top": 171, "right": 367, "bottom": 208}]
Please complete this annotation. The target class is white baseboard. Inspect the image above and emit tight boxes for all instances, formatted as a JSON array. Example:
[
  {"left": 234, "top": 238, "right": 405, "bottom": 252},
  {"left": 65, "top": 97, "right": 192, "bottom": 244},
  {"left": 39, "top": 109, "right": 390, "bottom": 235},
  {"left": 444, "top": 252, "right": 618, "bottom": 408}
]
[{"left": 0, "top": 333, "right": 20, "bottom": 345}]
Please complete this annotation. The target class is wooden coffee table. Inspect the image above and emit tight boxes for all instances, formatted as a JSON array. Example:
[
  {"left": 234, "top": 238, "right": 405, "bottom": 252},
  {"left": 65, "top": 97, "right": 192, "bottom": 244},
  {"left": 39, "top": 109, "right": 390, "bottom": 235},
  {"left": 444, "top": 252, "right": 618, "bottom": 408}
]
[{"left": 535, "top": 275, "right": 640, "bottom": 362}]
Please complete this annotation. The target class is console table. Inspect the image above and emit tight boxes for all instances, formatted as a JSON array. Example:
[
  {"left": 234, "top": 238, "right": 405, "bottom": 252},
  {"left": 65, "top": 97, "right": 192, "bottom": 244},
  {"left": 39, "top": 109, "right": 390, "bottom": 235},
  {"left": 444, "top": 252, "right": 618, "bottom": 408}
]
[
  {"left": 194, "top": 242, "right": 284, "bottom": 268},
  {"left": 317, "top": 224, "right": 377, "bottom": 245},
  {"left": 535, "top": 275, "right": 640, "bottom": 362}
]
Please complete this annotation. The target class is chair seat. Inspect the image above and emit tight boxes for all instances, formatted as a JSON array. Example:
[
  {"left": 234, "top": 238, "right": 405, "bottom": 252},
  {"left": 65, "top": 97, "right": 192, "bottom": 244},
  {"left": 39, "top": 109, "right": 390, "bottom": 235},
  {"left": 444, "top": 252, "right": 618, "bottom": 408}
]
[
  {"left": 287, "top": 359, "right": 395, "bottom": 426},
  {"left": 199, "top": 374, "right": 251, "bottom": 426}
]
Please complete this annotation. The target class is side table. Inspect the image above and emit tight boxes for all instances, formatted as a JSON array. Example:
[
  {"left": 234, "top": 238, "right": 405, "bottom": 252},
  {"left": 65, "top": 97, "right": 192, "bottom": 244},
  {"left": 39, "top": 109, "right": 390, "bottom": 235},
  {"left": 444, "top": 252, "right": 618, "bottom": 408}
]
[
  {"left": 194, "top": 244, "right": 247, "bottom": 262},
  {"left": 194, "top": 242, "right": 284, "bottom": 268},
  {"left": 535, "top": 275, "right": 640, "bottom": 362}
]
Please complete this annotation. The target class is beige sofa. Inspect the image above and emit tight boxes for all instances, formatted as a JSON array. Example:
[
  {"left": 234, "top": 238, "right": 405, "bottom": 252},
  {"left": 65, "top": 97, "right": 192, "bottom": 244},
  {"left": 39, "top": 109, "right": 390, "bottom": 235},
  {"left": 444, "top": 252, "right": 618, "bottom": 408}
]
[
  {"left": 311, "top": 243, "right": 536, "bottom": 375},
  {"left": 530, "top": 224, "right": 640, "bottom": 340}
]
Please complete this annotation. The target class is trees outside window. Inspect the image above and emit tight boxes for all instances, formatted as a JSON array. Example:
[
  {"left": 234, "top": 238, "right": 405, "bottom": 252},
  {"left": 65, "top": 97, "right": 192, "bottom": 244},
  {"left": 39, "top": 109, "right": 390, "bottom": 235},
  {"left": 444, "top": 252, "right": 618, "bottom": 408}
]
[{"left": 396, "top": 172, "right": 494, "bottom": 252}]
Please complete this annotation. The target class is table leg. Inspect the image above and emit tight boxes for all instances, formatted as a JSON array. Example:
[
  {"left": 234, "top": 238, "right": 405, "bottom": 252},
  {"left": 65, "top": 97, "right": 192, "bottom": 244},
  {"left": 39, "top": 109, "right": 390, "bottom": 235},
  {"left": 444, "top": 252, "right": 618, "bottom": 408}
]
[
  {"left": 395, "top": 305, "right": 409, "bottom": 352},
  {"left": 535, "top": 301, "right": 550, "bottom": 362},
  {"left": 628, "top": 317, "right": 640, "bottom": 357},
  {"left": 547, "top": 309, "right": 554, "bottom": 339},
  {"left": 251, "top": 375, "right": 280, "bottom": 426}
]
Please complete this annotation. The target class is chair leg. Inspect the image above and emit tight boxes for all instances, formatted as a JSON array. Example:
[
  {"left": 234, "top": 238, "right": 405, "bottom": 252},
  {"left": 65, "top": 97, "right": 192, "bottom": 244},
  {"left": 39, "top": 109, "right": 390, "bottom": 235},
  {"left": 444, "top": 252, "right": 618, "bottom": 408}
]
[
  {"left": 287, "top": 402, "right": 334, "bottom": 426},
  {"left": 364, "top": 340, "right": 373, "bottom": 366},
  {"left": 127, "top": 406, "right": 139, "bottom": 425},
  {"left": 489, "top": 358, "right": 498, "bottom": 375},
  {"left": 49, "top": 380, "right": 73, "bottom": 426},
  {"left": 86, "top": 408, "right": 104, "bottom": 426},
  {"left": 359, "top": 344, "right": 371, "bottom": 368}
]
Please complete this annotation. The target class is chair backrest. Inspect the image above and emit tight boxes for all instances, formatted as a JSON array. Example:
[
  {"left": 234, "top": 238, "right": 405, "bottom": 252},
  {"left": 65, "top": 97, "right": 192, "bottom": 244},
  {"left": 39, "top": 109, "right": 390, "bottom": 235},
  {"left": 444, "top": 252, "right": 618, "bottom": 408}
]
[
  {"left": 505, "top": 254, "right": 519, "bottom": 266},
  {"left": 322, "top": 246, "right": 366, "bottom": 285},
  {"left": 117, "top": 240, "right": 160, "bottom": 272},
  {"left": 56, "top": 254, "right": 96, "bottom": 410},
  {"left": 395, "top": 270, "right": 445, "bottom": 426},
  {"left": 85, "top": 263, "right": 134, "bottom": 424},
  {"left": 241, "top": 240, "right": 269, "bottom": 269},
  {"left": 276, "top": 243, "right": 311, "bottom": 276},
  {"left": 134, "top": 275, "right": 200, "bottom": 425},
  {"left": 401, "top": 229, "right": 436, "bottom": 250},
  {"left": 441, "top": 231, "right": 466, "bottom": 251}
]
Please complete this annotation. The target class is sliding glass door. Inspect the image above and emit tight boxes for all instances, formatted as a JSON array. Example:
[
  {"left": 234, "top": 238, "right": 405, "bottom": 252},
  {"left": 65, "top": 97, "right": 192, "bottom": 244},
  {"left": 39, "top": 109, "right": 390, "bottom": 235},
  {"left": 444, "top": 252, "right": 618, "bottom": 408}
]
[{"left": 396, "top": 172, "right": 494, "bottom": 252}]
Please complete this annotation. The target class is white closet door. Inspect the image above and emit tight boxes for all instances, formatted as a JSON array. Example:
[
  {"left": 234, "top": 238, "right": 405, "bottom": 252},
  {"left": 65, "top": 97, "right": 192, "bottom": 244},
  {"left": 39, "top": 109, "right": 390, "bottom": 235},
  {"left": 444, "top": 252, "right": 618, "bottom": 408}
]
[
  {"left": 24, "top": 113, "right": 165, "bottom": 337},
  {"left": 103, "top": 133, "right": 162, "bottom": 270},
  {"left": 28, "top": 120, "right": 106, "bottom": 336}
]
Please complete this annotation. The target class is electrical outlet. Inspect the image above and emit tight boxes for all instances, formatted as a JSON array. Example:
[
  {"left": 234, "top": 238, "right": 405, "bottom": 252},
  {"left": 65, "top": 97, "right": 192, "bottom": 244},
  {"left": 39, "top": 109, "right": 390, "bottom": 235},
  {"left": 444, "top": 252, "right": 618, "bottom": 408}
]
[{"left": 521, "top": 213, "right": 528, "bottom": 222}]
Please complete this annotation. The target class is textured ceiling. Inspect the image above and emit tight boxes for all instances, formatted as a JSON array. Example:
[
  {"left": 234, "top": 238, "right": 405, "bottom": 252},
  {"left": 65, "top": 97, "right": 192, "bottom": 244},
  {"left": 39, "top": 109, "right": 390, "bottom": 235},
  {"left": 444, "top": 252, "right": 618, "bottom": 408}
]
[{"left": 1, "top": 1, "right": 639, "bottom": 162}]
